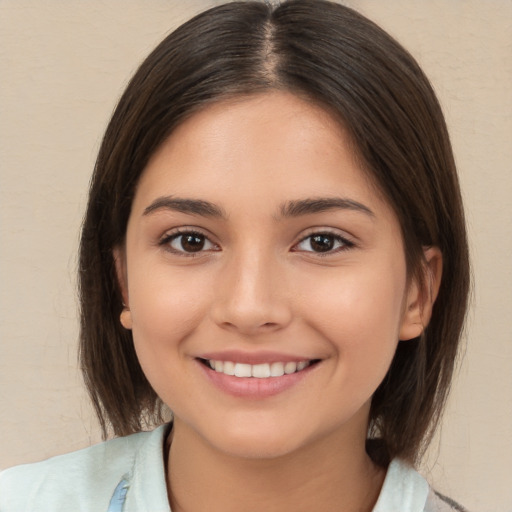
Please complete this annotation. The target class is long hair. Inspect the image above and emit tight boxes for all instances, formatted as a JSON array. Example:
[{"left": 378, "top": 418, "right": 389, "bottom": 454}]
[{"left": 79, "top": 0, "right": 470, "bottom": 466}]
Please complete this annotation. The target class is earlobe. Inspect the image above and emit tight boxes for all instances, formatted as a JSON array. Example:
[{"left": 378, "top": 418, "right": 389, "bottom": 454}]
[
  {"left": 120, "top": 307, "right": 133, "bottom": 330},
  {"left": 113, "top": 246, "right": 132, "bottom": 330},
  {"left": 399, "top": 247, "right": 443, "bottom": 341}
]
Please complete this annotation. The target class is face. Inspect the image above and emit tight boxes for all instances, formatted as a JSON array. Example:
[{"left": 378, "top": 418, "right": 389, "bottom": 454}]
[{"left": 117, "top": 91, "right": 426, "bottom": 460}]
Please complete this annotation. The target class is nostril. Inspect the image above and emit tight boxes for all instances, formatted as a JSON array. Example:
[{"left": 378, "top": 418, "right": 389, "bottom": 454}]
[
  {"left": 210, "top": 293, "right": 293, "bottom": 334},
  {"left": 219, "top": 321, "right": 279, "bottom": 334}
]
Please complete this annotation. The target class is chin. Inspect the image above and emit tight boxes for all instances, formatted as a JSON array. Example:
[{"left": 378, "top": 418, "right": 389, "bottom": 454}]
[
  {"left": 215, "top": 430, "right": 302, "bottom": 460},
  {"left": 195, "top": 414, "right": 319, "bottom": 461}
]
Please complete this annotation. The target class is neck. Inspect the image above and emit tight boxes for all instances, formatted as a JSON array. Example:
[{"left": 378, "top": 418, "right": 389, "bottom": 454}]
[{"left": 166, "top": 418, "right": 385, "bottom": 512}]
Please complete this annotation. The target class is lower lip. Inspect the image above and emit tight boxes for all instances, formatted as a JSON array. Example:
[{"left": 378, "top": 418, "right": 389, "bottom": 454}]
[{"left": 197, "top": 361, "right": 317, "bottom": 399}]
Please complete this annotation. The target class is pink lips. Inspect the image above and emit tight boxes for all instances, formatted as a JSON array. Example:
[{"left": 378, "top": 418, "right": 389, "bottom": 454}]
[{"left": 196, "top": 351, "right": 319, "bottom": 399}]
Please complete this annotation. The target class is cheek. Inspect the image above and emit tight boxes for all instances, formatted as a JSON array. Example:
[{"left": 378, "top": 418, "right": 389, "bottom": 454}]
[
  {"left": 127, "top": 263, "right": 214, "bottom": 372},
  {"left": 299, "top": 262, "right": 406, "bottom": 377}
]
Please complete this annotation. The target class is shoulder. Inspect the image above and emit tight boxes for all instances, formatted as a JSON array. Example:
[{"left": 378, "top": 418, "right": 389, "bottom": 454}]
[
  {"left": 373, "top": 458, "right": 429, "bottom": 511},
  {"left": 373, "top": 459, "right": 471, "bottom": 512},
  {"left": 0, "top": 425, "right": 169, "bottom": 512},
  {"left": 425, "top": 489, "right": 471, "bottom": 512}
]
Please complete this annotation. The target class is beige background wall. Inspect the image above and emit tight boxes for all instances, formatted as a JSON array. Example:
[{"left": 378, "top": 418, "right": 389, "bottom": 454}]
[{"left": 1, "top": 1, "right": 511, "bottom": 510}]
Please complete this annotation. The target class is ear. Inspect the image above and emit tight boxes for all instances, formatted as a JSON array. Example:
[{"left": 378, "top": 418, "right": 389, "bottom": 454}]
[
  {"left": 399, "top": 246, "right": 443, "bottom": 341},
  {"left": 113, "top": 246, "right": 132, "bottom": 330}
]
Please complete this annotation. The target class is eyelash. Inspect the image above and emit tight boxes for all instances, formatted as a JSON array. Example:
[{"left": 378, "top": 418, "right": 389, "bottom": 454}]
[
  {"left": 294, "top": 231, "right": 355, "bottom": 256},
  {"left": 159, "top": 229, "right": 219, "bottom": 257},
  {"left": 159, "top": 229, "right": 355, "bottom": 257}
]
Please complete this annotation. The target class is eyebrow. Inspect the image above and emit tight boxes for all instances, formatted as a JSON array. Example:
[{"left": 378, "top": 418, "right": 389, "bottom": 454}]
[
  {"left": 142, "top": 195, "right": 374, "bottom": 220},
  {"left": 143, "top": 196, "right": 227, "bottom": 218},
  {"left": 278, "top": 197, "right": 375, "bottom": 219}
]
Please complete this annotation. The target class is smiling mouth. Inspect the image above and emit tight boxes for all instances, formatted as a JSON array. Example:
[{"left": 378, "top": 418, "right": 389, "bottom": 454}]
[{"left": 198, "top": 359, "right": 321, "bottom": 378}]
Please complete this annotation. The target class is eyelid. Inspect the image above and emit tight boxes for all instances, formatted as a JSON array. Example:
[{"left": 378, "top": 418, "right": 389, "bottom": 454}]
[
  {"left": 157, "top": 226, "right": 355, "bottom": 257},
  {"left": 292, "top": 228, "right": 355, "bottom": 255},
  {"left": 159, "top": 227, "right": 220, "bottom": 256}
]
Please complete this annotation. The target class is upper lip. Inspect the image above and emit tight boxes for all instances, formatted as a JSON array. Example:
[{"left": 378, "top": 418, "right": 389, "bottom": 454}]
[{"left": 197, "top": 350, "right": 318, "bottom": 365}]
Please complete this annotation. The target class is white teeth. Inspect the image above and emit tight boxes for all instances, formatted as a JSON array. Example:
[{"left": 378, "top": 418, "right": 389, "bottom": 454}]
[
  {"left": 223, "top": 361, "right": 236, "bottom": 376},
  {"left": 206, "top": 359, "right": 312, "bottom": 378},
  {"left": 270, "top": 362, "right": 285, "bottom": 377},
  {"left": 234, "top": 363, "right": 252, "bottom": 377},
  {"left": 252, "top": 363, "right": 271, "bottom": 378},
  {"left": 284, "top": 362, "right": 297, "bottom": 374}
]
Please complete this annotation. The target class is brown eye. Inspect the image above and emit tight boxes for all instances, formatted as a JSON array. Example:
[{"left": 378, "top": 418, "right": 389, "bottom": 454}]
[
  {"left": 294, "top": 232, "right": 353, "bottom": 254},
  {"left": 167, "top": 232, "right": 215, "bottom": 254},
  {"left": 310, "top": 234, "right": 335, "bottom": 252},
  {"left": 180, "top": 234, "right": 205, "bottom": 252}
]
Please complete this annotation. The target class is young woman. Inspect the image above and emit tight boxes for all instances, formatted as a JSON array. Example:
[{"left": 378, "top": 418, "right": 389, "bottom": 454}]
[{"left": 0, "top": 1, "right": 470, "bottom": 510}]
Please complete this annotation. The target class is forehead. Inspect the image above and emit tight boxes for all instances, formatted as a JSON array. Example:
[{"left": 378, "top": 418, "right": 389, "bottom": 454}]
[{"left": 133, "top": 91, "right": 389, "bottom": 217}]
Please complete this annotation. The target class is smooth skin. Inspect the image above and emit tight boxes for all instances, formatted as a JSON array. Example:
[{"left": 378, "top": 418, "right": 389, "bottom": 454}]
[{"left": 115, "top": 91, "right": 442, "bottom": 512}]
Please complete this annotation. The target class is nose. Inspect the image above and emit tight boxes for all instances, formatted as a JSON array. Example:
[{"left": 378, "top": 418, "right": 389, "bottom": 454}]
[{"left": 210, "top": 249, "right": 293, "bottom": 336}]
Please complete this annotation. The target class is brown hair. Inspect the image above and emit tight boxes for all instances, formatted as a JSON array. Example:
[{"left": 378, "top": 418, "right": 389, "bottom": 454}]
[{"left": 79, "top": 0, "right": 470, "bottom": 466}]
